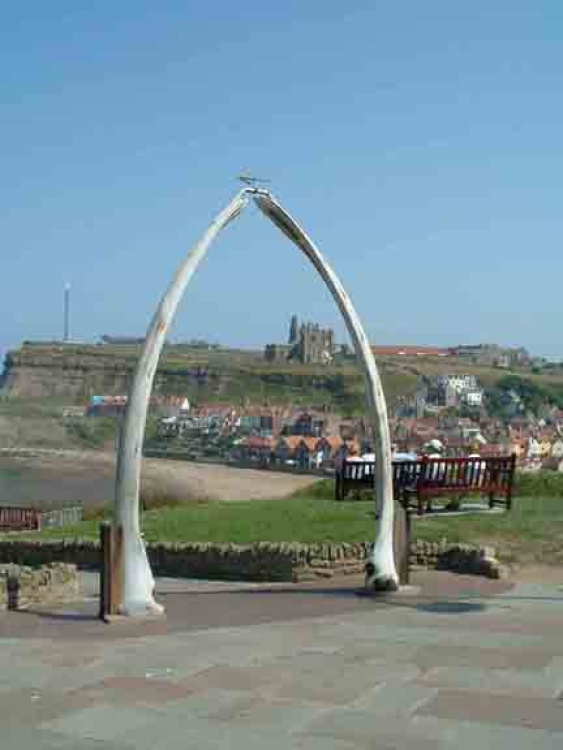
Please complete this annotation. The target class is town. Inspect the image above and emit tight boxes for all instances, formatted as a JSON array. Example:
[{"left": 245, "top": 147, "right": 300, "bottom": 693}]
[{"left": 79, "top": 317, "right": 563, "bottom": 474}]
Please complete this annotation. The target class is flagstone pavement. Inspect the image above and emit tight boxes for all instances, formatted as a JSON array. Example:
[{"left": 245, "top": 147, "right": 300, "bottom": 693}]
[{"left": 1, "top": 569, "right": 562, "bottom": 749}]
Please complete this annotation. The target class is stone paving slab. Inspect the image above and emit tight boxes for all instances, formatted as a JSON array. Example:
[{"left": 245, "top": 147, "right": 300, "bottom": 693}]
[
  {"left": 0, "top": 570, "right": 562, "bottom": 748},
  {"left": 264, "top": 661, "right": 419, "bottom": 706},
  {"left": 417, "top": 687, "right": 563, "bottom": 732},
  {"left": 416, "top": 664, "right": 561, "bottom": 697},
  {"left": 412, "top": 642, "right": 556, "bottom": 671},
  {"left": 297, "top": 710, "right": 453, "bottom": 749},
  {"left": 2, "top": 728, "right": 132, "bottom": 750},
  {"left": 349, "top": 681, "right": 438, "bottom": 715},
  {"left": 435, "top": 719, "right": 563, "bottom": 750}
]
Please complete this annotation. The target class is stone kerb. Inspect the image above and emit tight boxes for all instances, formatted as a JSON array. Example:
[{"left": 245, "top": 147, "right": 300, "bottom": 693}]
[{"left": 0, "top": 539, "right": 506, "bottom": 582}]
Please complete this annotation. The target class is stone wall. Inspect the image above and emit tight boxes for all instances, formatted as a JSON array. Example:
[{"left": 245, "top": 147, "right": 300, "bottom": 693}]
[
  {"left": 409, "top": 540, "right": 506, "bottom": 579},
  {"left": 0, "top": 563, "right": 80, "bottom": 610},
  {"left": 0, "top": 539, "right": 100, "bottom": 568},
  {"left": 149, "top": 541, "right": 371, "bottom": 582},
  {"left": 0, "top": 539, "right": 506, "bottom": 582}
]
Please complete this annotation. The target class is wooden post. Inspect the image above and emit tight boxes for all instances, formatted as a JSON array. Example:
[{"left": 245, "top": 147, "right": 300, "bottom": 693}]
[
  {"left": 393, "top": 501, "right": 410, "bottom": 585},
  {"left": 507, "top": 453, "right": 516, "bottom": 511},
  {"left": 99, "top": 522, "right": 111, "bottom": 620},
  {"left": 113, "top": 524, "right": 123, "bottom": 613},
  {"left": 417, "top": 456, "right": 428, "bottom": 515},
  {"left": 334, "top": 467, "right": 341, "bottom": 501},
  {"left": 99, "top": 522, "right": 123, "bottom": 620}
]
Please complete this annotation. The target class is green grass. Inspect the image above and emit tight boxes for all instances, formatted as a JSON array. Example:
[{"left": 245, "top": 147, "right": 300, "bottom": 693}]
[
  {"left": 11, "top": 496, "right": 376, "bottom": 545},
  {"left": 414, "top": 495, "right": 563, "bottom": 565},
  {"left": 9, "top": 489, "right": 563, "bottom": 565},
  {"left": 514, "top": 470, "right": 563, "bottom": 497}
]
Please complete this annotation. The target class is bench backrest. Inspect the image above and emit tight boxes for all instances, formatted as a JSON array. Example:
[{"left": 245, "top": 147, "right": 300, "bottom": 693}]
[
  {"left": 0, "top": 507, "right": 41, "bottom": 531},
  {"left": 339, "top": 455, "right": 516, "bottom": 493}
]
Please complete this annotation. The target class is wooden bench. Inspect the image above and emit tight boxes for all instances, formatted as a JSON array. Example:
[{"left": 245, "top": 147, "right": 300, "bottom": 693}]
[
  {"left": 335, "top": 454, "right": 516, "bottom": 515},
  {"left": 0, "top": 507, "right": 42, "bottom": 532}
]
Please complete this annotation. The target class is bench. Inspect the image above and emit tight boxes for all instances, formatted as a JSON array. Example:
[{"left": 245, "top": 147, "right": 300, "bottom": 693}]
[
  {"left": 335, "top": 454, "right": 516, "bottom": 515},
  {"left": 0, "top": 506, "right": 82, "bottom": 532},
  {"left": 0, "top": 507, "right": 41, "bottom": 532}
]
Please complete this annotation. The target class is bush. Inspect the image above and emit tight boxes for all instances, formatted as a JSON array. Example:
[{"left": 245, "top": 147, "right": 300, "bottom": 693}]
[
  {"left": 291, "top": 479, "right": 334, "bottom": 500},
  {"left": 82, "top": 504, "right": 110, "bottom": 521},
  {"left": 65, "top": 417, "right": 118, "bottom": 448}
]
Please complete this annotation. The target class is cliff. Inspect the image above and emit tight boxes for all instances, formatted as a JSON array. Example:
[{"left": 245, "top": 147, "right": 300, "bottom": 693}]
[{"left": 1, "top": 342, "right": 416, "bottom": 413}]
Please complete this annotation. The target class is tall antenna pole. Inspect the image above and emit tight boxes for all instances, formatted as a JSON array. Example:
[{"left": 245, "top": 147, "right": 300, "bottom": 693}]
[{"left": 64, "top": 283, "right": 71, "bottom": 342}]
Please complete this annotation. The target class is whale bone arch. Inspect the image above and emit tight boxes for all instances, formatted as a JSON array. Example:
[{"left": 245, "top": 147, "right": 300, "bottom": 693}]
[{"left": 114, "top": 188, "right": 398, "bottom": 616}]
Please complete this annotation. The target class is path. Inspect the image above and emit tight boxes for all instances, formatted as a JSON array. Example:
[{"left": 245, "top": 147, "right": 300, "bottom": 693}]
[{"left": 1, "top": 570, "right": 562, "bottom": 748}]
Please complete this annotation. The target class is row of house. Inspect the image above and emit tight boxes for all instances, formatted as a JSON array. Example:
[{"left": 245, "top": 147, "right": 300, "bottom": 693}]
[
  {"left": 391, "top": 413, "right": 563, "bottom": 468},
  {"left": 232, "top": 435, "right": 361, "bottom": 469},
  {"left": 87, "top": 395, "right": 190, "bottom": 418},
  {"left": 157, "top": 404, "right": 337, "bottom": 440},
  {"left": 88, "top": 388, "right": 563, "bottom": 472},
  {"left": 415, "top": 374, "right": 485, "bottom": 414},
  {"left": 371, "top": 344, "right": 534, "bottom": 369}
]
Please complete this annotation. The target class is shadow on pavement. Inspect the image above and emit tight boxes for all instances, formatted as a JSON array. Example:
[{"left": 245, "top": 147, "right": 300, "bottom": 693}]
[
  {"left": 414, "top": 601, "right": 486, "bottom": 614},
  {"left": 2, "top": 571, "right": 534, "bottom": 640}
]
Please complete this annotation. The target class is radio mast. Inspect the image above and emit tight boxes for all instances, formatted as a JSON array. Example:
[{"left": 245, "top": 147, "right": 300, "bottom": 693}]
[{"left": 64, "top": 283, "right": 71, "bottom": 342}]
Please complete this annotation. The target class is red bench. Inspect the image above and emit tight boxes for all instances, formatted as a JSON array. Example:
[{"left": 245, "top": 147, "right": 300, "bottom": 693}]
[
  {"left": 0, "top": 507, "right": 42, "bottom": 532},
  {"left": 335, "top": 454, "right": 516, "bottom": 514}
]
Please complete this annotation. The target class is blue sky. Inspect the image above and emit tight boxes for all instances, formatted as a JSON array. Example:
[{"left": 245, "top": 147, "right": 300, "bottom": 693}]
[{"left": 1, "top": 1, "right": 562, "bottom": 359}]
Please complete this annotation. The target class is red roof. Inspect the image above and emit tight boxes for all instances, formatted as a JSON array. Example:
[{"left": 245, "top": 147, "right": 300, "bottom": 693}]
[
  {"left": 299, "top": 437, "right": 320, "bottom": 451},
  {"left": 276, "top": 436, "right": 304, "bottom": 451},
  {"left": 318, "top": 436, "right": 345, "bottom": 449}
]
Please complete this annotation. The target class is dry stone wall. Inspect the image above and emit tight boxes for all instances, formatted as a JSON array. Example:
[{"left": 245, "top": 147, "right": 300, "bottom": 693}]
[
  {"left": 0, "top": 563, "right": 80, "bottom": 610},
  {"left": 0, "top": 539, "right": 506, "bottom": 582},
  {"left": 410, "top": 540, "right": 506, "bottom": 579}
]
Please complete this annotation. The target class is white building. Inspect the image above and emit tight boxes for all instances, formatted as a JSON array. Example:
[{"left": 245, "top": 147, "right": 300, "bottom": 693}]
[
  {"left": 437, "top": 374, "right": 478, "bottom": 394},
  {"left": 436, "top": 374, "right": 483, "bottom": 409},
  {"left": 462, "top": 389, "right": 483, "bottom": 408}
]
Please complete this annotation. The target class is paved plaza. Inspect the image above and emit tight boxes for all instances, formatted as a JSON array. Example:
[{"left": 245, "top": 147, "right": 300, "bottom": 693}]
[{"left": 1, "top": 569, "right": 562, "bottom": 749}]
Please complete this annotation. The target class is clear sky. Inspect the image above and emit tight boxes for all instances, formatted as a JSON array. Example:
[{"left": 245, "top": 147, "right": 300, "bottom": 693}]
[{"left": 1, "top": 2, "right": 562, "bottom": 360}]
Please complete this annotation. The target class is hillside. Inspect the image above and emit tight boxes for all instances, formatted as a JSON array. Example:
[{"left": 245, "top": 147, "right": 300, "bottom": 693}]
[
  {"left": 3, "top": 342, "right": 563, "bottom": 421},
  {"left": 1, "top": 342, "right": 417, "bottom": 415}
]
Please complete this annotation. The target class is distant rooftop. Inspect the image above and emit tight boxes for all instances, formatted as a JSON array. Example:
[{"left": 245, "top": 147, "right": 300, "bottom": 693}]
[{"left": 371, "top": 345, "right": 450, "bottom": 357}]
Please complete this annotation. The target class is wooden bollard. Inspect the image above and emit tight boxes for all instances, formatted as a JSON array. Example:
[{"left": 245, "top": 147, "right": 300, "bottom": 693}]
[
  {"left": 99, "top": 522, "right": 123, "bottom": 620},
  {"left": 393, "top": 501, "right": 411, "bottom": 586}
]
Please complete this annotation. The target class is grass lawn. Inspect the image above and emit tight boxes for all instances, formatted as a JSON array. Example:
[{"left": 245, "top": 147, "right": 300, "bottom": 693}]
[{"left": 7, "top": 488, "right": 562, "bottom": 566}]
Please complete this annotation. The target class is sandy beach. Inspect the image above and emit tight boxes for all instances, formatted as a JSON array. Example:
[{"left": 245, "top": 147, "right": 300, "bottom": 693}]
[{"left": 0, "top": 448, "right": 318, "bottom": 508}]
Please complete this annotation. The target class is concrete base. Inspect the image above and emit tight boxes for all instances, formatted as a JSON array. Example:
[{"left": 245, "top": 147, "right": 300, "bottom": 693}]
[
  {"left": 358, "top": 583, "right": 421, "bottom": 599},
  {"left": 102, "top": 611, "right": 166, "bottom": 625}
]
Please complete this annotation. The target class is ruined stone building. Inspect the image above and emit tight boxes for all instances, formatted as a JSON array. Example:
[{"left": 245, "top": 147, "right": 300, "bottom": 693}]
[
  {"left": 265, "top": 316, "right": 335, "bottom": 365},
  {"left": 293, "top": 321, "right": 334, "bottom": 364}
]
